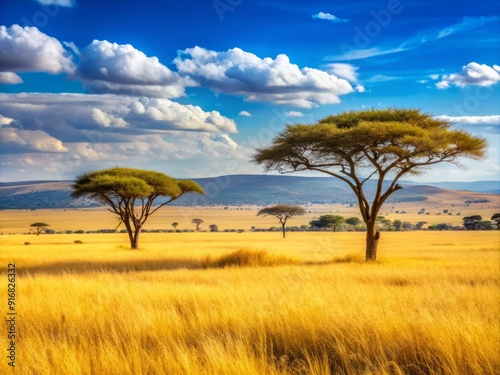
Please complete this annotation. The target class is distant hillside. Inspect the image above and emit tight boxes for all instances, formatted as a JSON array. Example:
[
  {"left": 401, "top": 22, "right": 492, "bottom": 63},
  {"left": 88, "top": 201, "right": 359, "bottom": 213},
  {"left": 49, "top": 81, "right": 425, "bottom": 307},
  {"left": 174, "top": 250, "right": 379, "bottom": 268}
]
[{"left": 0, "top": 175, "right": 498, "bottom": 209}]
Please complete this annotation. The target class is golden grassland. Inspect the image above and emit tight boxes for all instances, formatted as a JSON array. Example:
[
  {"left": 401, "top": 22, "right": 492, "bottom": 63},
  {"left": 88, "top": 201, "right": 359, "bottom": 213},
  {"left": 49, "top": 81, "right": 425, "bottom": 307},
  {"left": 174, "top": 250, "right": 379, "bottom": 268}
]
[
  {"left": 1, "top": 198, "right": 499, "bottom": 234},
  {"left": 0, "top": 231, "right": 499, "bottom": 374}
]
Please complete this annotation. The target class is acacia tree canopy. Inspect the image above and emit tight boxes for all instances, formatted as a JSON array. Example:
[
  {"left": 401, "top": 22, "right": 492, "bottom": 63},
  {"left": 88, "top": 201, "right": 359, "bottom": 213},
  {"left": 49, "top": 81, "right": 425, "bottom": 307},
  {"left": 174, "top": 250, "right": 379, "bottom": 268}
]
[
  {"left": 72, "top": 167, "right": 204, "bottom": 249},
  {"left": 30, "top": 222, "right": 49, "bottom": 236},
  {"left": 257, "top": 204, "right": 306, "bottom": 238},
  {"left": 252, "top": 108, "right": 486, "bottom": 260}
]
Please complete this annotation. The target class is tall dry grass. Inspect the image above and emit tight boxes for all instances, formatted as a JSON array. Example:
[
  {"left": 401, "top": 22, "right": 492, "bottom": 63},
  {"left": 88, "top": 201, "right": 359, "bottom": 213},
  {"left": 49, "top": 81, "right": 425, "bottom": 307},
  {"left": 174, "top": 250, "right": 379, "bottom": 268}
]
[{"left": 0, "top": 232, "right": 498, "bottom": 374}]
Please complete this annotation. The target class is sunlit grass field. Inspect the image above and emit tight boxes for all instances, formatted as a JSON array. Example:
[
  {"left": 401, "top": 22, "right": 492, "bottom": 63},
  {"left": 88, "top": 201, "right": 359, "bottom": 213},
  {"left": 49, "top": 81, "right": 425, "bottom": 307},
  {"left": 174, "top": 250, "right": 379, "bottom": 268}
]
[{"left": 1, "top": 231, "right": 499, "bottom": 374}]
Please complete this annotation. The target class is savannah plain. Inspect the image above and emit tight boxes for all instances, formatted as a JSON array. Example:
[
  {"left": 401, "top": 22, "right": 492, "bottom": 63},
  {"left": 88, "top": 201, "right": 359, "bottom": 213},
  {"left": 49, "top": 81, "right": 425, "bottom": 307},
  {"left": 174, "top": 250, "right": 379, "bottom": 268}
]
[{"left": 0, "top": 200, "right": 499, "bottom": 374}]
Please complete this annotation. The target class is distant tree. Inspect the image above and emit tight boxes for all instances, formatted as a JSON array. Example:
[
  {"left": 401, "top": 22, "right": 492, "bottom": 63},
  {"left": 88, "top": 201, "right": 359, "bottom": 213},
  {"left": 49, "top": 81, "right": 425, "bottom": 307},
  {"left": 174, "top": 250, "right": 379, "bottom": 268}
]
[
  {"left": 72, "top": 167, "right": 204, "bottom": 249},
  {"left": 478, "top": 220, "right": 493, "bottom": 230},
  {"left": 192, "top": 218, "right": 204, "bottom": 231},
  {"left": 416, "top": 221, "right": 428, "bottom": 230},
  {"left": 309, "top": 219, "right": 323, "bottom": 230},
  {"left": 436, "top": 223, "right": 451, "bottom": 231},
  {"left": 402, "top": 221, "right": 413, "bottom": 230},
  {"left": 393, "top": 219, "right": 402, "bottom": 231},
  {"left": 491, "top": 213, "right": 500, "bottom": 230},
  {"left": 346, "top": 217, "right": 361, "bottom": 226},
  {"left": 171, "top": 222, "right": 179, "bottom": 229},
  {"left": 30, "top": 222, "right": 49, "bottom": 236},
  {"left": 252, "top": 108, "right": 486, "bottom": 261},
  {"left": 209, "top": 224, "right": 219, "bottom": 232},
  {"left": 319, "top": 215, "right": 345, "bottom": 232},
  {"left": 257, "top": 204, "right": 306, "bottom": 238},
  {"left": 379, "top": 219, "right": 393, "bottom": 231},
  {"left": 463, "top": 215, "right": 482, "bottom": 230}
]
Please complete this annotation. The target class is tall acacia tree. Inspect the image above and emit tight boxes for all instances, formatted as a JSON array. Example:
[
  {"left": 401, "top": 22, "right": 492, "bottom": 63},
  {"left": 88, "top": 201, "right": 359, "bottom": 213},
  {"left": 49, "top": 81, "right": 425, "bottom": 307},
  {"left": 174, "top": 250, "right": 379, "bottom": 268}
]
[
  {"left": 253, "top": 108, "right": 486, "bottom": 261},
  {"left": 72, "top": 167, "right": 204, "bottom": 249},
  {"left": 257, "top": 204, "right": 306, "bottom": 238}
]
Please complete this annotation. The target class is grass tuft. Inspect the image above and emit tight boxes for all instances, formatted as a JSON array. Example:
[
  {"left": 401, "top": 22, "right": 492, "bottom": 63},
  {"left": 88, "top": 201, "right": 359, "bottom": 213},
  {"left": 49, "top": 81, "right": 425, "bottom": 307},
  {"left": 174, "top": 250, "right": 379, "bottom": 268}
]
[
  {"left": 331, "top": 253, "right": 365, "bottom": 263},
  {"left": 200, "top": 249, "right": 297, "bottom": 268}
]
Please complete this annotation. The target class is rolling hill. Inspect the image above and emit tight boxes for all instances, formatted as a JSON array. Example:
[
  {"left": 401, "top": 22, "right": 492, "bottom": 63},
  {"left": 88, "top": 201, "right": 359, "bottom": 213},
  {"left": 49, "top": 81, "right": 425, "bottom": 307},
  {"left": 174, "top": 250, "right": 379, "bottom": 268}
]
[{"left": 0, "top": 175, "right": 498, "bottom": 209}]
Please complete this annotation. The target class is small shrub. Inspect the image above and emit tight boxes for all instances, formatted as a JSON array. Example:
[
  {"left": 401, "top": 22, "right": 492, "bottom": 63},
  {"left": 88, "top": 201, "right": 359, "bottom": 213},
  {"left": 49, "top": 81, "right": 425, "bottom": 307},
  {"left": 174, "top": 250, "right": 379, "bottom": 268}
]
[
  {"left": 200, "top": 249, "right": 296, "bottom": 268},
  {"left": 24, "top": 242, "right": 31, "bottom": 245},
  {"left": 74, "top": 240, "right": 83, "bottom": 244},
  {"left": 331, "top": 253, "right": 365, "bottom": 264}
]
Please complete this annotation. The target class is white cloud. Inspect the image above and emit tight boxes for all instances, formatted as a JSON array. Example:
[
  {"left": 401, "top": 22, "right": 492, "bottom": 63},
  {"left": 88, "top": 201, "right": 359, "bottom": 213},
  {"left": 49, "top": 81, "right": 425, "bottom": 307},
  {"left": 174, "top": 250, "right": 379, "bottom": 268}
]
[
  {"left": 312, "top": 12, "right": 348, "bottom": 22},
  {"left": 429, "top": 74, "right": 439, "bottom": 80},
  {"left": 327, "top": 46, "right": 408, "bottom": 61},
  {"left": 285, "top": 111, "right": 304, "bottom": 117},
  {"left": 0, "top": 115, "right": 14, "bottom": 125},
  {"left": 35, "top": 0, "right": 75, "bottom": 6},
  {"left": 174, "top": 46, "right": 354, "bottom": 108},
  {"left": 327, "top": 63, "right": 358, "bottom": 83},
  {"left": 0, "top": 25, "right": 74, "bottom": 74},
  {"left": 0, "top": 93, "right": 237, "bottom": 145},
  {"left": 436, "top": 62, "right": 500, "bottom": 89},
  {"left": 0, "top": 131, "right": 252, "bottom": 181},
  {"left": 0, "top": 72, "right": 23, "bottom": 84},
  {"left": 434, "top": 115, "right": 500, "bottom": 125},
  {"left": 238, "top": 111, "right": 252, "bottom": 117},
  {"left": 365, "top": 74, "right": 399, "bottom": 83},
  {"left": 76, "top": 40, "right": 194, "bottom": 98},
  {"left": 0, "top": 127, "right": 68, "bottom": 153},
  {"left": 92, "top": 108, "right": 129, "bottom": 128}
]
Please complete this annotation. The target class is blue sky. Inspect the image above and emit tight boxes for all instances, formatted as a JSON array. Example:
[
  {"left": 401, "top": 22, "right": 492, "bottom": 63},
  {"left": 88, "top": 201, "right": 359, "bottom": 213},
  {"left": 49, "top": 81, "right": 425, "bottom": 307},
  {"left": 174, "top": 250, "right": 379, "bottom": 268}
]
[{"left": 0, "top": 0, "right": 499, "bottom": 182}]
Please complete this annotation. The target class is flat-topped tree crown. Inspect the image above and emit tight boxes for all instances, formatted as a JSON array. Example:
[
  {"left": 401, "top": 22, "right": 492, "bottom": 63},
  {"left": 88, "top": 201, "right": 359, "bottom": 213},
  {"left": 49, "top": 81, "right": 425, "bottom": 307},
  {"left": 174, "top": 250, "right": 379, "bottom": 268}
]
[
  {"left": 72, "top": 167, "right": 204, "bottom": 249},
  {"left": 253, "top": 108, "right": 486, "bottom": 260}
]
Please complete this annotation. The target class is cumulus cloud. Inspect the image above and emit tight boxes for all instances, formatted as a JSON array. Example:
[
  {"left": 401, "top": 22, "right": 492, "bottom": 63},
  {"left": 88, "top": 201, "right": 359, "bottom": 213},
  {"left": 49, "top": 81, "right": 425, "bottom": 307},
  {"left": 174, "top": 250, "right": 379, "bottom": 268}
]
[
  {"left": 0, "top": 25, "right": 74, "bottom": 74},
  {"left": 0, "top": 72, "right": 23, "bottom": 84},
  {"left": 434, "top": 115, "right": 500, "bottom": 125},
  {"left": 327, "top": 63, "right": 358, "bottom": 83},
  {"left": 436, "top": 62, "right": 500, "bottom": 89},
  {"left": 238, "top": 111, "right": 252, "bottom": 117},
  {"left": 35, "top": 0, "right": 75, "bottom": 6},
  {"left": 75, "top": 40, "right": 194, "bottom": 98},
  {"left": 174, "top": 47, "right": 355, "bottom": 108},
  {"left": 0, "top": 127, "right": 68, "bottom": 153},
  {"left": 0, "top": 93, "right": 237, "bottom": 145},
  {"left": 285, "top": 111, "right": 304, "bottom": 117},
  {"left": 312, "top": 12, "right": 348, "bottom": 22}
]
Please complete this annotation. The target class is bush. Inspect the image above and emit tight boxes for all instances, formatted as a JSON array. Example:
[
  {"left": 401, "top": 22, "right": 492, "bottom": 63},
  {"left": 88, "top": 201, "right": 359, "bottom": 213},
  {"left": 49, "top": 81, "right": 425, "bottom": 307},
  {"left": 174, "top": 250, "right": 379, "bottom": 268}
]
[
  {"left": 74, "top": 240, "right": 83, "bottom": 244},
  {"left": 24, "top": 242, "right": 31, "bottom": 245},
  {"left": 200, "top": 249, "right": 296, "bottom": 268}
]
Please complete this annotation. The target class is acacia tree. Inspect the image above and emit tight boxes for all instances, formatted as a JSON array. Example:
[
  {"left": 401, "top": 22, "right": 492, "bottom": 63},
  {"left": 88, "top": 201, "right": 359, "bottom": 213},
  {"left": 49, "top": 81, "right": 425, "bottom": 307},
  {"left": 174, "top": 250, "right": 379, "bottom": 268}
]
[
  {"left": 463, "top": 215, "right": 482, "bottom": 230},
  {"left": 72, "top": 167, "right": 204, "bottom": 249},
  {"left": 191, "top": 218, "right": 203, "bottom": 231},
  {"left": 319, "top": 215, "right": 345, "bottom": 232},
  {"left": 252, "top": 108, "right": 486, "bottom": 261},
  {"left": 257, "top": 204, "right": 306, "bottom": 238},
  {"left": 172, "top": 222, "right": 179, "bottom": 229},
  {"left": 30, "top": 222, "right": 49, "bottom": 236}
]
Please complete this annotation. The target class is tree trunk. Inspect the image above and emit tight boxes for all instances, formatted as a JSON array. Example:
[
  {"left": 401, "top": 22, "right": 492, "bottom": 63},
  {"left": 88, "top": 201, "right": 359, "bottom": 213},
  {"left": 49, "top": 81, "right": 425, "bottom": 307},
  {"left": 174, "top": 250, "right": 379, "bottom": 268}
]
[
  {"left": 365, "top": 222, "right": 380, "bottom": 261},
  {"left": 282, "top": 223, "right": 286, "bottom": 238},
  {"left": 131, "top": 228, "right": 141, "bottom": 249}
]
